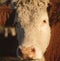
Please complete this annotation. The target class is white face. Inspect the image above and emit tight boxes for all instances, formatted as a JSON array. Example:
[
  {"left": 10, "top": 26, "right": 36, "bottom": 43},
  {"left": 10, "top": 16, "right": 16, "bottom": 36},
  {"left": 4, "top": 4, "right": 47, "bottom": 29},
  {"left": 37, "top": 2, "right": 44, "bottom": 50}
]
[{"left": 12, "top": 0, "right": 51, "bottom": 60}]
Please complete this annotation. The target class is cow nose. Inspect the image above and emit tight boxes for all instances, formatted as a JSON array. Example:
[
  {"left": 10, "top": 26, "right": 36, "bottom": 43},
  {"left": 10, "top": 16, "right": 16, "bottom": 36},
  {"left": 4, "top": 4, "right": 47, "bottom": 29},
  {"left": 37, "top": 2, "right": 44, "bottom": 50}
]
[
  {"left": 17, "top": 47, "right": 36, "bottom": 59},
  {"left": 17, "top": 47, "right": 23, "bottom": 58}
]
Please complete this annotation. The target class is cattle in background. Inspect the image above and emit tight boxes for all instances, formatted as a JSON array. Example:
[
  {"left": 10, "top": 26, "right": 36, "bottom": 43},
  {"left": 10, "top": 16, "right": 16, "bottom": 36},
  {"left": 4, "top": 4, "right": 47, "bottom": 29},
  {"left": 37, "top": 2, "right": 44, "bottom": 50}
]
[
  {"left": 0, "top": 2, "right": 16, "bottom": 37},
  {"left": 0, "top": 0, "right": 7, "bottom": 4},
  {"left": 11, "top": 0, "right": 51, "bottom": 61}
]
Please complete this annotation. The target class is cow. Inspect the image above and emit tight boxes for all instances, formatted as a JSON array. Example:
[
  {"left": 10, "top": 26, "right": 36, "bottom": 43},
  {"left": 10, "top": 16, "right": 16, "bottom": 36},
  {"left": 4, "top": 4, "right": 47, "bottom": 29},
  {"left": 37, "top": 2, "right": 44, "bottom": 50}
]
[
  {"left": 0, "top": 0, "right": 7, "bottom": 4},
  {"left": 0, "top": 0, "right": 16, "bottom": 37},
  {"left": 11, "top": 0, "right": 51, "bottom": 61}
]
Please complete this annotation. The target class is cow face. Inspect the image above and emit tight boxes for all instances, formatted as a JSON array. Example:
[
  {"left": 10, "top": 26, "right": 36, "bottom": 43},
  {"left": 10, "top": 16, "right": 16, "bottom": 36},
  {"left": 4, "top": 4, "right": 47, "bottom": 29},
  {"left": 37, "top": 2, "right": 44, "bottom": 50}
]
[{"left": 11, "top": 0, "right": 51, "bottom": 60}]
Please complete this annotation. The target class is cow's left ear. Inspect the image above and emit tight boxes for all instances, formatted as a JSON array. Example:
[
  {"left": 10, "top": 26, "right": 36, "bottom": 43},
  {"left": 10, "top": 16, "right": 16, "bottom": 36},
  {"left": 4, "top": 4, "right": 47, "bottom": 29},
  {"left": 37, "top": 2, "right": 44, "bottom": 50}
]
[
  {"left": 47, "top": 2, "right": 54, "bottom": 17},
  {"left": 47, "top": 2, "right": 54, "bottom": 27}
]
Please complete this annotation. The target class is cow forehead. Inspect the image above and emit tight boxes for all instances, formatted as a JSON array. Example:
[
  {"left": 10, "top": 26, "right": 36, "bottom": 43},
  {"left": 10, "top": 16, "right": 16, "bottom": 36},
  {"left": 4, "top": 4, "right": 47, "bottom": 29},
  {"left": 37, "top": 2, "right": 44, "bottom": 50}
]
[
  {"left": 11, "top": 0, "right": 50, "bottom": 7},
  {"left": 17, "top": 2, "right": 48, "bottom": 21},
  {"left": 11, "top": 0, "right": 49, "bottom": 3},
  {"left": 17, "top": 0, "right": 49, "bottom": 16}
]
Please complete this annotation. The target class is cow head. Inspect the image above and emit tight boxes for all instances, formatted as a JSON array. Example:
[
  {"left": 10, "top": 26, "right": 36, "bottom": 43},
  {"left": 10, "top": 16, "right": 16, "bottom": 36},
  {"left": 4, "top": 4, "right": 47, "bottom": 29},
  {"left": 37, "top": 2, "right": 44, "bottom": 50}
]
[{"left": 11, "top": 0, "right": 51, "bottom": 61}]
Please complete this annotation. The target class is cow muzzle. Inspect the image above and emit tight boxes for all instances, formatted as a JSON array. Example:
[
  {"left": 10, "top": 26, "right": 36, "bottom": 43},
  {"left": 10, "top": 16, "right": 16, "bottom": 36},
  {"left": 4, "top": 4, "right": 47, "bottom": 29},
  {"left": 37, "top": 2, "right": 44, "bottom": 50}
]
[
  {"left": 17, "top": 46, "right": 43, "bottom": 60},
  {"left": 17, "top": 46, "right": 37, "bottom": 60}
]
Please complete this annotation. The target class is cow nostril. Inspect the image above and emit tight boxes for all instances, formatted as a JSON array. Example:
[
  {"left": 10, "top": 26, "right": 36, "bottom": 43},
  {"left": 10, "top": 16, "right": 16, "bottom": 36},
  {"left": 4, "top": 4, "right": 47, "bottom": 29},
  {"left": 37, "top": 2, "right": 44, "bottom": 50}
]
[
  {"left": 31, "top": 48, "right": 35, "bottom": 53},
  {"left": 17, "top": 48, "right": 23, "bottom": 57}
]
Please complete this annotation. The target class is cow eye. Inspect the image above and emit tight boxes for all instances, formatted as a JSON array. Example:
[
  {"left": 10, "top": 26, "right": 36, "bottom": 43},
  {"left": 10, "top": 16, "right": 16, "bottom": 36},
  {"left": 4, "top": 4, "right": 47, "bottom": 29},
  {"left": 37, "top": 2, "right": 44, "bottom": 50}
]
[{"left": 43, "top": 20, "right": 46, "bottom": 23}]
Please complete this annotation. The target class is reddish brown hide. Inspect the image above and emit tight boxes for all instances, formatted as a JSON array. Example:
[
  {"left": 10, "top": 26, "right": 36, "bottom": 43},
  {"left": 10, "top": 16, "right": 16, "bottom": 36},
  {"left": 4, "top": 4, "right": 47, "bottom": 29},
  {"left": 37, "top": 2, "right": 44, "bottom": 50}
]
[
  {"left": 45, "top": 0, "right": 60, "bottom": 61},
  {"left": 0, "top": 4, "right": 12, "bottom": 26}
]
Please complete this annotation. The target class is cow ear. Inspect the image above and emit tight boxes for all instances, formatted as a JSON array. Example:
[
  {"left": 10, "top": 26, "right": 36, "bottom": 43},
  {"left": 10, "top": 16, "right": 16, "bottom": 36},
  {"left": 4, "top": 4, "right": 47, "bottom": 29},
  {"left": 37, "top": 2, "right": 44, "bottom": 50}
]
[
  {"left": 47, "top": 2, "right": 54, "bottom": 17},
  {"left": 47, "top": 2, "right": 54, "bottom": 27}
]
